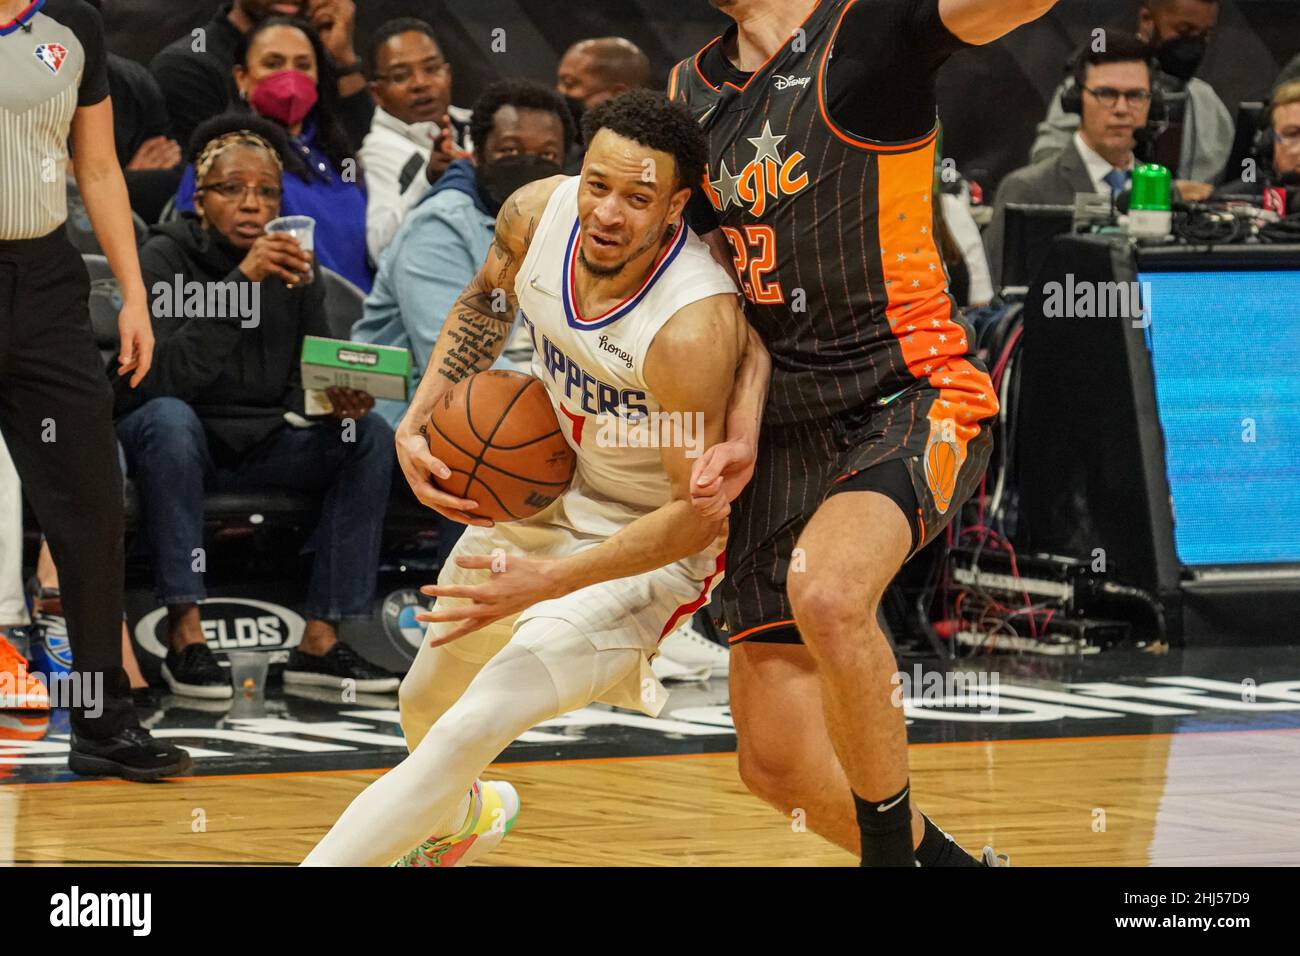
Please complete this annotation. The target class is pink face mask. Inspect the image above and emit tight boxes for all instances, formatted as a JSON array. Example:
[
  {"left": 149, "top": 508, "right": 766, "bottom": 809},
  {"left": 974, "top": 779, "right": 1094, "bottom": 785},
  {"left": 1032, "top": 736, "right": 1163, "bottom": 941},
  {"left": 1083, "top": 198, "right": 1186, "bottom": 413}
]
[{"left": 249, "top": 70, "right": 318, "bottom": 128}]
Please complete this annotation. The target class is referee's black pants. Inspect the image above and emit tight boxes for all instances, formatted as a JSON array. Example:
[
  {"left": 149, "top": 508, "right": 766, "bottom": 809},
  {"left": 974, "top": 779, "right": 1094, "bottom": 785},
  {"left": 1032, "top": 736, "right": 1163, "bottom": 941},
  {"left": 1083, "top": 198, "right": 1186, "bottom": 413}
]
[{"left": 0, "top": 228, "right": 133, "bottom": 738}]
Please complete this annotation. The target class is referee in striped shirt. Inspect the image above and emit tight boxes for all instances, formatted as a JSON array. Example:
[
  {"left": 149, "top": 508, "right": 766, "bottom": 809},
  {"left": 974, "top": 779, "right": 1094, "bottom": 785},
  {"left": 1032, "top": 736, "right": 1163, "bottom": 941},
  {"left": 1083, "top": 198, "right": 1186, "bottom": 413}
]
[{"left": 0, "top": 0, "right": 188, "bottom": 779}]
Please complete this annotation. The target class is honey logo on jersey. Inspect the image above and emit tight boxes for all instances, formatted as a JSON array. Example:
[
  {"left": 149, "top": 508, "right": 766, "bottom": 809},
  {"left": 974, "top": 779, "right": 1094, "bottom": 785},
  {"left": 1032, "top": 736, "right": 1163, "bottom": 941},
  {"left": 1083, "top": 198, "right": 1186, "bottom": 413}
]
[{"left": 702, "top": 120, "right": 809, "bottom": 217}]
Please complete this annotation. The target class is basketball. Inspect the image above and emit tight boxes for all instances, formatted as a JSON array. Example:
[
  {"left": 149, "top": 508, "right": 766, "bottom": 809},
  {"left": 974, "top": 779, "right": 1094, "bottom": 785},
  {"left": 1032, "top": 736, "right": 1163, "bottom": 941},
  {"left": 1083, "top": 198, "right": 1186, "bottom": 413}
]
[{"left": 424, "top": 370, "right": 576, "bottom": 522}]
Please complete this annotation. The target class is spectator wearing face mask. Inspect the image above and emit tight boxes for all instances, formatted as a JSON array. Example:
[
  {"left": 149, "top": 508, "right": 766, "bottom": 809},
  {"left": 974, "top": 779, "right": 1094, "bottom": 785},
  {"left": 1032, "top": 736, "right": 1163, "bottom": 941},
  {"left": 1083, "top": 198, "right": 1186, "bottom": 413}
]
[
  {"left": 151, "top": 0, "right": 373, "bottom": 157},
  {"left": 359, "top": 18, "right": 473, "bottom": 263},
  {"left": 172, "top": 16, "right": 374, "bottom": 292},
  {"left": 351, "top": 80, "right": 572, "bottom": 565},
  {"left": 1029, "top": 0, "right": 1233, "bottom": 199},
  {"left": 555, "top": 37, "right": 650, "bottom": 172},
  {"left": 353, "top": 79, "right": 574, "bottom": 430}
]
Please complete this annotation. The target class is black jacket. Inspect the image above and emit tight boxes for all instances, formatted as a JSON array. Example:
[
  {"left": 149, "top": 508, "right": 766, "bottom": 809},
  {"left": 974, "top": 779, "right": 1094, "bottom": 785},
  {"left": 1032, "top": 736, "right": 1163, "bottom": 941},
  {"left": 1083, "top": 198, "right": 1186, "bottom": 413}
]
[{"left": 116, "top": 216, "right": 329, "bottom": 460}]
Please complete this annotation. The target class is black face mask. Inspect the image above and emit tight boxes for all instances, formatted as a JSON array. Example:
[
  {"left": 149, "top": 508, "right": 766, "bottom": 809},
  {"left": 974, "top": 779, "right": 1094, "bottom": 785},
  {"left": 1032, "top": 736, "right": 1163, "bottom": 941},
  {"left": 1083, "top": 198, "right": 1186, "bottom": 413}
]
[
  {"left": 1151, "top": 31, "right": 1209, "bottom": 82},
  {"left": 564, "top": 95, "right": 586, "bottom": 130},
  {"left": 475, "top": 154, "right": 564, "bottom": 209}
]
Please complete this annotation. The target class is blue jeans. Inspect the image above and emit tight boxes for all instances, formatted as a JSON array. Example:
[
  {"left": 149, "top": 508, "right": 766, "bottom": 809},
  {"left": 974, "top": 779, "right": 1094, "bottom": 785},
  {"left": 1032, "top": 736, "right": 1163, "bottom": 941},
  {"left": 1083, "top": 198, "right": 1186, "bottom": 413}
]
[{"left": 116, "top": 397, "right": 394, "bottom": 621}]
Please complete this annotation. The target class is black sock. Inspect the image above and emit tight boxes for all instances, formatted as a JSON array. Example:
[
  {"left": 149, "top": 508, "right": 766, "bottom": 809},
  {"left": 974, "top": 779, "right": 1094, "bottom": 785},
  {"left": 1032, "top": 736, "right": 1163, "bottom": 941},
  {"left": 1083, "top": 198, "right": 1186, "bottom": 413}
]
[
  {"left": 854, "top": 783, "right": 916, "bottom": 867},
  {"left": 915, "top": 814, "right": 982, "bottom": 867}
]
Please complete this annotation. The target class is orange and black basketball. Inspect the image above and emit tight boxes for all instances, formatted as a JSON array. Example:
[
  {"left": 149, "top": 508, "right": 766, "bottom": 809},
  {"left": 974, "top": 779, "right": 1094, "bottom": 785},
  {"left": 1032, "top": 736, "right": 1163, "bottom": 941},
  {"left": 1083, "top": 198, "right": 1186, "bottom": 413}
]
[{"left": 424, "top": 370, "right": 576, "bottom": 522}]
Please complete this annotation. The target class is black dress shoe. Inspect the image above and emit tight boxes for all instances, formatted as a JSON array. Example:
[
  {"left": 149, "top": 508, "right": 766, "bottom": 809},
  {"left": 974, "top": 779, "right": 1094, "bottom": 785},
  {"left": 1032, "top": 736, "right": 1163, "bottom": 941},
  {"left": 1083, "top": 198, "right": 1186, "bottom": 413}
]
[{"left": 68, "top": 725, "right": 193, "bottom": 782}]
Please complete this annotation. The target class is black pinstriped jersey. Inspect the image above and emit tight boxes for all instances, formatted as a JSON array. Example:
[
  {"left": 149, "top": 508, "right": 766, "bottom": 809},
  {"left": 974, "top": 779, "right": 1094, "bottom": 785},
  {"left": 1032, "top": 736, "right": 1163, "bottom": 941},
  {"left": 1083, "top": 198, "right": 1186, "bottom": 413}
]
[{"left": 671, "top": 0, "right": 995, "bottom": 428}]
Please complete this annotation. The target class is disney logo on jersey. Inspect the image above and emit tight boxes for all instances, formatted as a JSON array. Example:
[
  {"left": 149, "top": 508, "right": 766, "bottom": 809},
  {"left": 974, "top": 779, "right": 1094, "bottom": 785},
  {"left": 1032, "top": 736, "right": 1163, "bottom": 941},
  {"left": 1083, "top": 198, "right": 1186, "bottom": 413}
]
[
  {"left": 702, "top": 120, "right": 809, "bottom": 217},
  {"left": 772, "top": 74, "right": 811, "bottom": 91}
]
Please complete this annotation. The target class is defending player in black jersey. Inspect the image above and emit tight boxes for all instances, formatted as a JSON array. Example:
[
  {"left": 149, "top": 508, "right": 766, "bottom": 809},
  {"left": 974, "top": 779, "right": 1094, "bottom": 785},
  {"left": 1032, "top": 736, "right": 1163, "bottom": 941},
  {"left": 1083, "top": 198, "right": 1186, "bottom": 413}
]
[{"left": 674, "top": 0, "right": 1059, "bottom": 865}]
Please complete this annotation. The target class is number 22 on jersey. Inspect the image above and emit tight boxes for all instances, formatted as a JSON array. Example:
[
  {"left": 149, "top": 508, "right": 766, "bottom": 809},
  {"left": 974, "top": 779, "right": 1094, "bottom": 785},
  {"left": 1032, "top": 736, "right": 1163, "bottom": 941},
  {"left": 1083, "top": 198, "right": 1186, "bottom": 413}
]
[{"left": 721, "top": 224, "right": 784, "bottom": 305}]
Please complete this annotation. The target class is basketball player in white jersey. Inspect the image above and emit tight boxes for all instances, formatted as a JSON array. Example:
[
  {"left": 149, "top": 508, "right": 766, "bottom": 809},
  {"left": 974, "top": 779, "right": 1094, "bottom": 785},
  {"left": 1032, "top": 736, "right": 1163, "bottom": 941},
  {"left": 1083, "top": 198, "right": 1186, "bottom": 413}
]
[{"left": 303, "top": 91, "right": 771, "bottom": 866}]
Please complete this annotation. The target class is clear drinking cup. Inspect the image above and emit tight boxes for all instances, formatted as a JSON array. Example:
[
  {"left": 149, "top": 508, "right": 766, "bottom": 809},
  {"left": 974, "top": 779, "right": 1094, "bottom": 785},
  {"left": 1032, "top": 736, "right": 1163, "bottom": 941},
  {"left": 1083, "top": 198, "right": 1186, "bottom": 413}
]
[
  {"left": 226, "top": 650, "right": 270, "bottom": 702},
  {"left": 264, "top": 214, "right": 316, "bottom": 286}
]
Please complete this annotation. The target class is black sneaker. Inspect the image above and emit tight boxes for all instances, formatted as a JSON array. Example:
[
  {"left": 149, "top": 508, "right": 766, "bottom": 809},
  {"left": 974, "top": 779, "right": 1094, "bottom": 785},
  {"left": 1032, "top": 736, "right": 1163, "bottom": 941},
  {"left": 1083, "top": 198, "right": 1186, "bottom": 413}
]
[
  {"left": 284, "top": 641, "right": 399, "bottom": 693},
  {"left": 68, "top": 725, "right": 193, "bottom": 782},
  {"left": 132, "top": 686, "right": 159, "bottom": 709},
  {"left": 162, "top": 643, "right": 233, "bottom": 699}
]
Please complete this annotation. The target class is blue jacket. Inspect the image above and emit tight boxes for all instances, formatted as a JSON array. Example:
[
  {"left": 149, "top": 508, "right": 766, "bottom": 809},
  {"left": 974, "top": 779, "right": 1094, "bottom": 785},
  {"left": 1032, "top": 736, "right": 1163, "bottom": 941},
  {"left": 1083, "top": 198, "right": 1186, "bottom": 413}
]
[{"left": 352, "top": 159, "right": 523, "bottom": 429}]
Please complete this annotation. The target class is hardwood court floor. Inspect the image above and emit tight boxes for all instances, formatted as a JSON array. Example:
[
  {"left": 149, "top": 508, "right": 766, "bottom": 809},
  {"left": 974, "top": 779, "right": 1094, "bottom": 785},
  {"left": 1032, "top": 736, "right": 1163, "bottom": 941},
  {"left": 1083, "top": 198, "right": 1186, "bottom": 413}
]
[{"left": 7, "top": 727, "right": 1299, "bottom": 865}]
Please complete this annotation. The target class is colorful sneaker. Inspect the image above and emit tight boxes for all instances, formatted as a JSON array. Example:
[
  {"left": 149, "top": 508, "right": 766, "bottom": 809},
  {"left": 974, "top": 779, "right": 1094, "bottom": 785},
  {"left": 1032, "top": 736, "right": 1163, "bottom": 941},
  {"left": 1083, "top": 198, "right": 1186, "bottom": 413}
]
[
  {"left": 0, "top": 635, "right": 49, "bottom": 711},
  {"left": 393, "top": 780, "right": 521, "bottom": 867}
]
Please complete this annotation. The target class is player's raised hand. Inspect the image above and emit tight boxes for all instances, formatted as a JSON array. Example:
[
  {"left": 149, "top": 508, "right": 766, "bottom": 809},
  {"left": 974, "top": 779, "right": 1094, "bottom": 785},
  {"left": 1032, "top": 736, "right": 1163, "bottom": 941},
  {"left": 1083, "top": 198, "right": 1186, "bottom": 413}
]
[
  {"left": 690, "top": 438, "right": 757, "bottom": 519},
  {"left": 417, "top": 553, "right": 564, "bottom": 645},
  {"left": 395, "top": 428, "right": 494, "bottom": 528}
]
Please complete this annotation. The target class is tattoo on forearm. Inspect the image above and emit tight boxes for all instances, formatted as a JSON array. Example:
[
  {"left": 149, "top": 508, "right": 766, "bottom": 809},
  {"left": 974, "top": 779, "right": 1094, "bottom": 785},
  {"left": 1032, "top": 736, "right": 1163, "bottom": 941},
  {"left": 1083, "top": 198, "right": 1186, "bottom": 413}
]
[{"left": 437, "top": 308, "right": 508, "bottom": 383}]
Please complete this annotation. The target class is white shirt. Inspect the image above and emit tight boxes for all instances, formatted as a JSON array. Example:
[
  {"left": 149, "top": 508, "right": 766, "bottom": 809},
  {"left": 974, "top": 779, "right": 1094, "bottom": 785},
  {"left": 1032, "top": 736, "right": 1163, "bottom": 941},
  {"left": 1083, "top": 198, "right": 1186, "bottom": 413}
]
[
  {"left": 359, "top": 104, "right": 472, "bottom": 263},
  {"left": 1074, "top": 131, "right": 1135, "bottom": 197},
  {"left": 941, "top": 186, "right": 993, "bottom": 308}
]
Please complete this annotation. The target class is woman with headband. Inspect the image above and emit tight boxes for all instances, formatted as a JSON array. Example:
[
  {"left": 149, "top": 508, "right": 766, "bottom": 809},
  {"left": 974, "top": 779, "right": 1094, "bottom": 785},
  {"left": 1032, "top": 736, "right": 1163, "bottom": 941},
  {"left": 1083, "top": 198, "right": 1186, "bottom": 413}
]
[{"left": 115, "top": 113, "right": 399, "bottom": 699}]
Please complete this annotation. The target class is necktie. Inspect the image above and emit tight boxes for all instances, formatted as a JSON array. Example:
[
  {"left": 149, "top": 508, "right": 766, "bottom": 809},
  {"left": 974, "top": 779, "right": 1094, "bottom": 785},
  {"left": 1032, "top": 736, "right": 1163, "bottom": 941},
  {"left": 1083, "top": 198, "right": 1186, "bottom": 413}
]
[{"left": 1103, "top": 169, "right": 1130, "bottom": 198}]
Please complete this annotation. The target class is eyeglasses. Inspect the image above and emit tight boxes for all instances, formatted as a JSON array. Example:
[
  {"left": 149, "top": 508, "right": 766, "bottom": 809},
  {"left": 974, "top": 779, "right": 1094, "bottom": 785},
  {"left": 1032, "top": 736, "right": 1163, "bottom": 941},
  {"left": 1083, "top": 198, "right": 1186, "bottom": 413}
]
[
  {"left": 1276, "top": 127, "right": 1300, "bottom": 149},
  {"left": 197, "top": 182, "right": 283, "bottom": 204},
  {"left": 1085, "top": 87, "right": 1153, "bottom": 109},
  {"left": 374, "top": 60, "right": 448, "bottom": 86}
]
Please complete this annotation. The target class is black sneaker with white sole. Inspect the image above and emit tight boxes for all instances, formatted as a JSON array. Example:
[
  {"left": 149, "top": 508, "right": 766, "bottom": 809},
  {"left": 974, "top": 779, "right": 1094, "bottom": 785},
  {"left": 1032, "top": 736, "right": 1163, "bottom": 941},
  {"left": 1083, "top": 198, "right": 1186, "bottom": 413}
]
[
  {"left": 68, "top": 724, "right": 193, "bottom": 782},
  {"left": 162, "top": 643, "right": 233, "bottom": 699},
  {"left": 284, "top": 641, "right": 399, "bottom": 693}
]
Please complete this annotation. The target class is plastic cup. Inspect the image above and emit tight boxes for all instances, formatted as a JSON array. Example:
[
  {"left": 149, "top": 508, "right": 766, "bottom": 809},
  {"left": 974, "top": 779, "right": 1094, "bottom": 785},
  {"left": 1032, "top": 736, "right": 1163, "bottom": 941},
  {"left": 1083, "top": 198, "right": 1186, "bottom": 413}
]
[
  {"left": 226, "top": 650, "right": 270, "bottom": 701},
  {"left": 264, "top": 215, "right": 315, "bottom": 285}
]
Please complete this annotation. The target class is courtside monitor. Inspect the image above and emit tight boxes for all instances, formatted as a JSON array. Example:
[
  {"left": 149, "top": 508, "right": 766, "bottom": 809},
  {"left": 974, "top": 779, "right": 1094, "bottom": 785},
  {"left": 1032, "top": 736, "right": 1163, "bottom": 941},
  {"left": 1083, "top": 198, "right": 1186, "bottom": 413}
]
[{"left": 1137, "top": 246, "right": 1300, "bottom": 568}]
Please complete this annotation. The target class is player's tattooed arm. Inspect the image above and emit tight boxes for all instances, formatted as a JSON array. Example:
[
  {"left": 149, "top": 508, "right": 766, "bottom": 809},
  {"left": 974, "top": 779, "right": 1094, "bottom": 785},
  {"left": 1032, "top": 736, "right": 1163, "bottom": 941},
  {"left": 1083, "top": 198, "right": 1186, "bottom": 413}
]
[
  {"left": 399, "top": 175, "right": 565, "bottom": 432},
  {"left": 938, "top": 0, "right": 1059, "bottom": 45}
]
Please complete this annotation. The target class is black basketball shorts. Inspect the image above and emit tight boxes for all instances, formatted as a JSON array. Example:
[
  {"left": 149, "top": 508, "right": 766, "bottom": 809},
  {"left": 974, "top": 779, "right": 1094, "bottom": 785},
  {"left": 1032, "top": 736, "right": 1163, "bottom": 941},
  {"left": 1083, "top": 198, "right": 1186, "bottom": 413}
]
[{"left": 718, "top": 385, "right": 994, "bottom": 645}]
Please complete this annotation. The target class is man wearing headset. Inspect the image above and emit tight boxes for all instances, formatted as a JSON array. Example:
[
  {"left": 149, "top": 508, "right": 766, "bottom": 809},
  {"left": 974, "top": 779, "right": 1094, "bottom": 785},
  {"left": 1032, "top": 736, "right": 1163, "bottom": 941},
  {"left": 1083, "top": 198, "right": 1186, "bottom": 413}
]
[{"left": 985, "top": 30, "right": 1163, "bottom": 287}]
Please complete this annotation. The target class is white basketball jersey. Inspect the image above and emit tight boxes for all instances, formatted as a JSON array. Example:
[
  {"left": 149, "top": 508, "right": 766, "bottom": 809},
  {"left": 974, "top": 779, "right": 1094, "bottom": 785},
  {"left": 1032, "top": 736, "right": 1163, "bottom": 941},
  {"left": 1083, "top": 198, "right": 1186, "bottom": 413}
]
[{"left": 514, "top": 176, "right": 737, "bottom": 536}]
